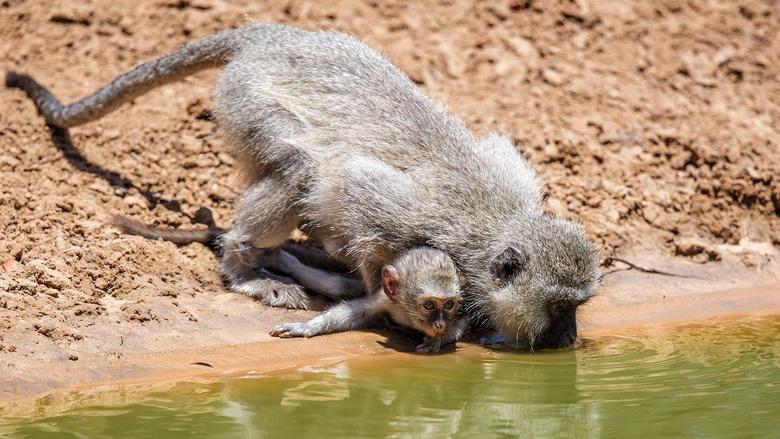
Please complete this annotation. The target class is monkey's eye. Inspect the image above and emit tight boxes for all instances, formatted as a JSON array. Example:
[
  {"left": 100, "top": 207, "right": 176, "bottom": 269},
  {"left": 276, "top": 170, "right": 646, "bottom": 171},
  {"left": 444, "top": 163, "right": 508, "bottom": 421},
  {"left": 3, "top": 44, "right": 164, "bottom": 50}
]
[
  {"left": 423, "top": 301, "right": 435, "bottom": 311},
  {"left": 443, "top": 300, "right": 454, "bottom": 310}
]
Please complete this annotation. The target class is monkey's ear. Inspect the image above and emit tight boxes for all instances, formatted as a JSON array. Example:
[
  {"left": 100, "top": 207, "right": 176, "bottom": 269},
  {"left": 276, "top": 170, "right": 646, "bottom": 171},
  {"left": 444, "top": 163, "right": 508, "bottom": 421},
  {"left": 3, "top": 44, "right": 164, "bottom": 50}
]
[
  {"left": 382, "top": 265, "right": 400, "bottom": 301},
  {"left": 490, "top": 246, "right": 528, "bottom": 286}
]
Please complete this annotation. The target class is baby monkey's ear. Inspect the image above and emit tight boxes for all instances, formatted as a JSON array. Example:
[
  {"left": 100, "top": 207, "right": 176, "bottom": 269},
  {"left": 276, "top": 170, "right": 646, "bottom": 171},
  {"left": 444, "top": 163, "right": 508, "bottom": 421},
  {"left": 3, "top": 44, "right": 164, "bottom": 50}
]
[{"left": 382, "top": 265, "right": 400, "bottom": 301}]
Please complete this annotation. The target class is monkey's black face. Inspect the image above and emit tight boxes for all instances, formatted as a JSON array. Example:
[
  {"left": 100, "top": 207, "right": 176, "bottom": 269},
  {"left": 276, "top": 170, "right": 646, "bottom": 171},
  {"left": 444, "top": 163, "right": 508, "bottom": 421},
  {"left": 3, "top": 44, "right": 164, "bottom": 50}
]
[
  {"left": 535, "top": 306, "right": 577, "bottom": 350},
  {"left": 415, "top": 295, "right": 461, "bottom": 338},
  {"left": 480, "top": 287, "right": 582, "bottom": 349},
  {"left": 482, "top": 215, "right": 600, "bottom": 350}
]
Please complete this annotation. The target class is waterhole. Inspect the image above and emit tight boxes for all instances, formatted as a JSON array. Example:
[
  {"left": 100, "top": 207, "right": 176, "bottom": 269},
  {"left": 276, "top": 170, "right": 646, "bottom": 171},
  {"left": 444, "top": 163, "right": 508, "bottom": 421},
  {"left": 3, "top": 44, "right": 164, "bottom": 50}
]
[{"left": 2, "top": 316, "right": 778, "bottom": 438}]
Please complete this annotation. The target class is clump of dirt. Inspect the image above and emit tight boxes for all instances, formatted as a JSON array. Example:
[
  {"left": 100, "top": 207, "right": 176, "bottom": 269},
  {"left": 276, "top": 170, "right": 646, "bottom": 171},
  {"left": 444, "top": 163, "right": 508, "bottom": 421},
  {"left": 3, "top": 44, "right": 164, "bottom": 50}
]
[{"left": 0, "top": 0, "right": 778, "bottom": 396}]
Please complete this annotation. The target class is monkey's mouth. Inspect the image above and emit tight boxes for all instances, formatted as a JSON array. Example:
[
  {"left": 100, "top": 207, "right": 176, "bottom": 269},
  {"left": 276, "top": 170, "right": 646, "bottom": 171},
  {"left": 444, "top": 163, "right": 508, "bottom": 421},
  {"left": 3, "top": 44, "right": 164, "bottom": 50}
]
[
  {"left": 486, "top": 312, "right": 579, "bottom": 351},
  {"left": 534, "top": 315, "right": 578, "bottom": 350}
]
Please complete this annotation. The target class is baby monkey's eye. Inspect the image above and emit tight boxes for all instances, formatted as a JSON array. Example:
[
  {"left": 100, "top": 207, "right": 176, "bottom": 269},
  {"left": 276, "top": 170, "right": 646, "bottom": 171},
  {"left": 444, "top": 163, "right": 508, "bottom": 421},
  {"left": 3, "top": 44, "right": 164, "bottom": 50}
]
[
  {"left": 443, "top": 300, "right": 454, "bottom": 310},
  {"left": 423, "top": 301, "right": 435, "bottom": 310}
]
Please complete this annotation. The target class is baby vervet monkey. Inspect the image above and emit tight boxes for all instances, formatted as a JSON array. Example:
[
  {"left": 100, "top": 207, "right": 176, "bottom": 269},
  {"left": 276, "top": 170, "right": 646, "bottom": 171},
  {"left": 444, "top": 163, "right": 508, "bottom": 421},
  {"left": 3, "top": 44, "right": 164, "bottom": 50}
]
[{"left": 270, "top": 247, "right": 467, "bottom": 353}]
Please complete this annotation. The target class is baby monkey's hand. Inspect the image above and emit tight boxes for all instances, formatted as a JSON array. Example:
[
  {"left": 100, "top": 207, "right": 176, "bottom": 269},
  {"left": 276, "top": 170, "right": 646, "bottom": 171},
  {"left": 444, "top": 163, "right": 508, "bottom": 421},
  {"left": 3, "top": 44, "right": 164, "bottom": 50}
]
[
  {"left": 415, "top": 337, "right": 444, "bottom": 354},
  {"left": 270, "top": 322, "right": 315, "bottom": 338}
]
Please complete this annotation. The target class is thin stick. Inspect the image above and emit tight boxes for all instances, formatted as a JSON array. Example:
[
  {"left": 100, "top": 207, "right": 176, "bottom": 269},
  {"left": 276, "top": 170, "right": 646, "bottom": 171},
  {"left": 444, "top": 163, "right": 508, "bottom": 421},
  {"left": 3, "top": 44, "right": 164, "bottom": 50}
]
[{"left": 601, "top": 257, "right": 701, "bottom": 279}]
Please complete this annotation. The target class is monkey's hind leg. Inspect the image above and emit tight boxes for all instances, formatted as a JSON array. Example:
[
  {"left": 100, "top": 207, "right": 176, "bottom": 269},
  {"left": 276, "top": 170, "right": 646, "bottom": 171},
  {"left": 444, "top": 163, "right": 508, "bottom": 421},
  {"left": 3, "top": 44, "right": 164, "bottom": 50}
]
[
  {"left": 281, "top": 242, "right": 352, "bottom": 273},
  {"left": 272, "top": 250, "right": 365, "bottom": 300},
  {"left": 220, "top": 176, "right": 310, "bottom": 309}
]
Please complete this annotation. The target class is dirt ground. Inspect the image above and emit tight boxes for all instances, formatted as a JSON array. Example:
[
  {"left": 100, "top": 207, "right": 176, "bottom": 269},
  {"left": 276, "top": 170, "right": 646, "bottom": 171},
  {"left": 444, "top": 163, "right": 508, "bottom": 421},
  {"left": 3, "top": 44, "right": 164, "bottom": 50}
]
[{"left": 1, "top": 0, "right": 779, "bottom": 398}]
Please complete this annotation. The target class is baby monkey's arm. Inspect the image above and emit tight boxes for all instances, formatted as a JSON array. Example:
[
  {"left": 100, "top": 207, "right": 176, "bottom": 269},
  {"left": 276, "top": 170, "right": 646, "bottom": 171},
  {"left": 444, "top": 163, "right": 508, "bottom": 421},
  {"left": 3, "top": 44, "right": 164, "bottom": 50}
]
[{"left": 270, "top": 295, "right": 386, "bottom": 338}]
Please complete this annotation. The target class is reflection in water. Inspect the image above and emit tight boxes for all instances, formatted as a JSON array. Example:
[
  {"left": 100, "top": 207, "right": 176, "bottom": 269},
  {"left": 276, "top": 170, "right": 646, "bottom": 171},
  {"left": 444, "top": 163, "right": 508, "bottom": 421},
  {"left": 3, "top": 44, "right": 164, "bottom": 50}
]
[{"left": 2, "top": 316, "right": 778, "bottom": 438}]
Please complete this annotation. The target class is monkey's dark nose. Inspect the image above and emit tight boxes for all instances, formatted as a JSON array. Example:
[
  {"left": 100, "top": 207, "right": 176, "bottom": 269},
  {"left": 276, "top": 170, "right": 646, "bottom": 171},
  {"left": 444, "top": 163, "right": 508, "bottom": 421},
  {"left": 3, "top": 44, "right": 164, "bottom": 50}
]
[
  {"left": 433, "top": 321, "right": 445, "bottom": 330},
  {"left": 536, "top": 308, "right": 578, "bottom": 350}
]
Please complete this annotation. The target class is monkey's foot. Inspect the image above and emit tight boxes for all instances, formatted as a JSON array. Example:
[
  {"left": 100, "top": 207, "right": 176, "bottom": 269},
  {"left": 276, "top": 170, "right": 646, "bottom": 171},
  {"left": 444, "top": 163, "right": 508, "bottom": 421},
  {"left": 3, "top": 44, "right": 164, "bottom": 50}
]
[
  {"left": 269, "top": 322, "right": 314, "bottom": 338},
  {"left": 230, "top": 276, "right": 311, "bottom": 310},
  {"left": 259, "top": 283, "right": 310, "bottom": 310},
  {"left": 415, "top": 337, "right": 443, "bottom": 354}
]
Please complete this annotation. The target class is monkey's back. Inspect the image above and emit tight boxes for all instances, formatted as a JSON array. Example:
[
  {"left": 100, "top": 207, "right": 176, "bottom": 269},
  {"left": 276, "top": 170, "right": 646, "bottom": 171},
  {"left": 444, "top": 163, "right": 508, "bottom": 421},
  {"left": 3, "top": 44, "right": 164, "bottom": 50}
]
[
  {"left": 213, "top": 24, "right": 543, "bottom": 277},
  {"left": 213, "top": 24, "right": 473, "bottom": 174}
]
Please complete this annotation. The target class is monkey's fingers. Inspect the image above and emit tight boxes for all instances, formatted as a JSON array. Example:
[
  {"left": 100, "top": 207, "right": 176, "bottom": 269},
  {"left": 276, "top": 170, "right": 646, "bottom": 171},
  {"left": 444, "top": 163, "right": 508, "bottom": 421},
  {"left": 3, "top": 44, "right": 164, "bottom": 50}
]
[
  {"left": 415, "top": 338, "right": 443, "bottom": 354},
  {"left": 269, "top": 323, "right": 308, "bottom": 338},
  {"left": 268, "top": 329, "right": 286, "bottom": 337}
]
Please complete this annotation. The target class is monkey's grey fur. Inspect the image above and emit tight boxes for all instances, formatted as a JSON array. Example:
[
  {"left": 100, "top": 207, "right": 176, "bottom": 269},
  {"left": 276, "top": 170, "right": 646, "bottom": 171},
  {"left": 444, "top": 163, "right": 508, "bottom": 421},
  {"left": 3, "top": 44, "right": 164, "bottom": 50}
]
[
  {"left": 271, "top": 247, "right": 467, "bottom": 353},
  {"left": 6, "top": 23, "right": 600, "bottom": 349}
]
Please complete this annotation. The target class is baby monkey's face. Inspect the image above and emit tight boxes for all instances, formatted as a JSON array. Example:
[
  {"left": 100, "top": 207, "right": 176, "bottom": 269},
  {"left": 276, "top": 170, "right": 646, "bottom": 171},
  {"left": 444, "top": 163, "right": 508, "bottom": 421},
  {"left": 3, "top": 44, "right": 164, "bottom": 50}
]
[
  {"left": 414, "top": 295, "right": 461, "bottom": 338},
  {"left": 381, "top": 248, "right": 463, "bottom": 340}
]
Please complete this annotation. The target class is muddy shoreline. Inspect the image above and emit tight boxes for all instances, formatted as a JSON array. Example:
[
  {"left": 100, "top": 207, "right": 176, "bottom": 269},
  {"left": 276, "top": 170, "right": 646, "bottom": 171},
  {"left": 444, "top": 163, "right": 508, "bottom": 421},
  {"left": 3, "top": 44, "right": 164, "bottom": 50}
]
[{"left": 1, "top": 255, "right": 778, "bottom": 405}]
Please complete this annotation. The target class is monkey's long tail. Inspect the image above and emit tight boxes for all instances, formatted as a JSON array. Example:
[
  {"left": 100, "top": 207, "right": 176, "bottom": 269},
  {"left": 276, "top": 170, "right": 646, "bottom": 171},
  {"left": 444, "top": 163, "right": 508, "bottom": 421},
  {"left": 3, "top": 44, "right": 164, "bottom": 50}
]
[
  {"left": 112, "top": 215, "right": 224, "bottom": 248},
  {"left": 5, "top": 28, "right": 247, "bottom": 128}
]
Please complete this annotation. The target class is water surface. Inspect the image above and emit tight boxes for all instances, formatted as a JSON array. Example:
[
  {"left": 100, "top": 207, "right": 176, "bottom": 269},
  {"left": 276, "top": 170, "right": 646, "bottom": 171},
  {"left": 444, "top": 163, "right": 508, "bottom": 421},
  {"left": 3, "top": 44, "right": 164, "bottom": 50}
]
[{"left": 2, "top": 316, "right": 778, "bottom": 438}]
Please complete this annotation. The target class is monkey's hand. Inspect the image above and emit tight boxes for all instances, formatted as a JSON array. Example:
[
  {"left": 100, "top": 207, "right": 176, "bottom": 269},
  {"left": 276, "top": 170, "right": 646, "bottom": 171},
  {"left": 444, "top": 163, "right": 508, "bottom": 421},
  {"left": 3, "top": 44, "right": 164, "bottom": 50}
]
[
  {"left": 269, "top": 322, "right": 318, "bottom": 338},
  {"left": 415, "top": 337, "right": 443, "bottom": 354}
]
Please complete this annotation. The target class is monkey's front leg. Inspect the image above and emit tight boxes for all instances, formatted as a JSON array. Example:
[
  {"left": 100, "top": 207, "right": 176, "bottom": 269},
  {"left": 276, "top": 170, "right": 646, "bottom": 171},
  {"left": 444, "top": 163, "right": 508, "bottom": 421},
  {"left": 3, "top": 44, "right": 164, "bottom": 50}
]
[
  {"left": 269, "top": 296, "right": 381, "bottom": 338},
  {"left": 219, "top": 178, "right": 309, "bottom": 309},
  {"left": 415, "top": 337, "right": 443, "bottom": 354}
]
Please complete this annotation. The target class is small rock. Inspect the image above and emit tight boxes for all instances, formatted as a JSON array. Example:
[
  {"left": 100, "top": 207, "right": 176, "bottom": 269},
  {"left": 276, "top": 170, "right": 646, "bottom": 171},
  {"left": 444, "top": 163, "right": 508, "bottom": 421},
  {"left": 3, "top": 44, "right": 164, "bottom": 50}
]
[
  {"left": 216, "top": 152, "right": 233, "bottom": 165},
  {"left": 641, "top": 204, "right": 662, "bottom": 224},
  {"left": 68, "top": 354, "right": 78, "bottom": 361},
  {"left": 11, "top": 278, "right": 39, "bottom": 295},
  {"left": 674, "top": 238, "right": 721, "bottom": 262},
  {"left": 502, "top": 36, "right": 540, "bottom": 69},
  {"left": 572, "top": 32, "right": 589, "bottom": 50},
  {"left": 509, "top": 0, "right": 531, "bottom": 10},
  {"left": 55, "top": 200, "right": 73, "bottom": 212},
  {"left": 123, "top": 195, "right": 147, "bottom": 209},
  {"left": 542, "top": 68, "right": 565, "bottom": 86},
  {"left": 674, "top": 238, "right": 706, "bottom": 256},
  {"left": 2, "top": 258, "right": 17, "bottom": 272},
  {"left": 29, "top": 260, "right": 71, "bottom": 290},
  {"left": 745, "top": 167, "right": 766, "bottom": 182},
  {"left": 121, "top": 301, "right": 158, "bottom": 323},
  {"left": 713, "top": 46, "right": 735, "bottom": 66},
  {"left": 104, "top": 129, "right": 121, "bottom": 140},
  {"left": 605, "top": 210, "right": 621, "bottom": 224}
]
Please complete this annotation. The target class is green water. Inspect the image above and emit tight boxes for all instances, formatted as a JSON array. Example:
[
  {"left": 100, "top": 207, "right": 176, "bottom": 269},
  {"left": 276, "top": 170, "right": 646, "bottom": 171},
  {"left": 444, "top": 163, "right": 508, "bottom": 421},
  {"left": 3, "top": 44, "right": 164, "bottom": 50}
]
[{"left": 2, "top": 316, "right": 778, "bottom": 438}]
